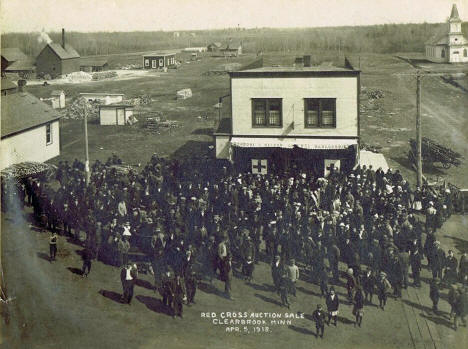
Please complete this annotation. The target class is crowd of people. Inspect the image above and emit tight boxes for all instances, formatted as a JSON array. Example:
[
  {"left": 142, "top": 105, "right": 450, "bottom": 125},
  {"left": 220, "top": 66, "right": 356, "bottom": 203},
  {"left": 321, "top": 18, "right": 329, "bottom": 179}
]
[{"left": 1, "top": 153, "right": 467, "bottom": 332}]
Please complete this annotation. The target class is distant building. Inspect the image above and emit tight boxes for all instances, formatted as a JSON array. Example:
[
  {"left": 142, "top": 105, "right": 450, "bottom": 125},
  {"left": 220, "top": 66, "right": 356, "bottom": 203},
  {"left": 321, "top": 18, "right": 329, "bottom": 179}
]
[
  {"left": 214, "top": 65, "right": 360, "bottom": 175},
  {"left": 1, "top": 48, "right": 28, "bottom": 75},
  {"left": 50, "top": 90, "right": 66, "bottom": 109},
  {"left": 207, "top": 42, "right": 222, "bottom": 52},
  {"left": 1, "top": 90, "right": 62, "bottom": 170},
  {"left": 183, "top": 47, "right": 207, "bottom": 53},
  {"left": 1, "top": 78, "right": 17, "bottom": 96},
  {"left": 221, "top": 42, "right": 243, "bottom": 57},
  {"left": 36, "top": 29, "right": 80, "bottom": 78},
  {"left": 425, "top": 4, "right": 468, "bottom": 63},
  {"left": 80, "top": 57, "right": 109, "bottom": 72},
  {"left": 4, "top": 58, "right": 35, "bottom": 78},
  {"left": 79, "top": 92, "right": 124, "bottom": 105},
  {"left": 142, "top": 52, "right": 176, "bottom": 69},
  {"left": 99, "top": 103, "right": 135, "bottom": 125}
]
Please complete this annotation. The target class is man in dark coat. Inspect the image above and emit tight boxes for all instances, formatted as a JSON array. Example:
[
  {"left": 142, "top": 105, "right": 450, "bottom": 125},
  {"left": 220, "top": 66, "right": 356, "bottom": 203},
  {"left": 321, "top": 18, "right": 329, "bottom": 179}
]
[
  {"left": 312, "top": 304, "right": 327, "bottom": 338},
  {"left": 173, "top": 275, "right": 186, "bottom": 318},
  {"left": 271, "top": 255, "right": 283, "bottom": 294},
  {"left": 444, "top": 250, "right": 458, "bottom": 286},
  {"left": 325, "top": 287, "right": 339, "bottom": 326},
  {"left": 362, "top": 267, "right": 375, "bottom": 304},
  {"left": 409, "top": 240, "right": 422, "bottom": 287},
  {"left": 398, "top": 249, "right": 410, "bottom": 289},
  {"left": 120, "top": 263, "right": 138, "bottom": 304},
  {"left": 353, "top": 286, "right": 364, "bottom": 327},
  {"left": 429, "top": 278, "right": 440, "bottom": 312},
  {"left": 81, "top": 243, "right": 95, "bottom": 277}
]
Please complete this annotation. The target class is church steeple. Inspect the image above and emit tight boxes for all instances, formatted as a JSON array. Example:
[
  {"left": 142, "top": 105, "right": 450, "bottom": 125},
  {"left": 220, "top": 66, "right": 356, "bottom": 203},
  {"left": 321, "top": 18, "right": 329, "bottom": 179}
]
[
  {"left": 449, "top": 4, "right": 462, "bottom": 34},
  {"left": 449, "top": 4, "right": 460, "bottom": 21}
]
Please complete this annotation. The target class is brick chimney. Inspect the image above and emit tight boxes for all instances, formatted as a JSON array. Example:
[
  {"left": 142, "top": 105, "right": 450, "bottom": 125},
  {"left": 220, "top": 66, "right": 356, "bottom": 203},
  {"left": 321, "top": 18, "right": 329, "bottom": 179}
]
[{"left": 62, "top": 28, "right": 65, "bottom": 49}]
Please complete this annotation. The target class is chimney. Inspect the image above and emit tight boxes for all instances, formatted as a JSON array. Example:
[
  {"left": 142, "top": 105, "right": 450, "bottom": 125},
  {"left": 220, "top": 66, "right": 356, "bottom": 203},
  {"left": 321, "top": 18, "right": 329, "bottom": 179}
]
[
  {"left": 18, "top": 79, "right": 27, "bottom": 93},
  {"left": 62, "top": 28, "right": 65, "bottom": 49},
  {"left": 303, "top": 55, "right": 311, "bottom": 67}
]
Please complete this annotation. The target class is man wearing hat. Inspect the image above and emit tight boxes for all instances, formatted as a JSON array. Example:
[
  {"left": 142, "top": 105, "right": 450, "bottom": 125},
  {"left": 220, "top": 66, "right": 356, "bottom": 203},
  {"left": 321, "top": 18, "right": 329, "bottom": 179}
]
[
  {"left": 287, "top": 259, "right": 299, "bottom": 297},
  {"left": 444, "top": 250, "right": 458, "bottom": 286},
  {"left": 271, "top": 255, "right": 283, "bottom": 294},
  {"left": 312, "top": 304, "right": 327, "bottom": 338},
  {"left": 325, "top": 287, "right": 340, "bottom": 326},
  {"left": 376, "top": 272, "right": 391, "bottom": 310},
  {"left": 120, "top": 262, "right": 138, "bottom": 304}
]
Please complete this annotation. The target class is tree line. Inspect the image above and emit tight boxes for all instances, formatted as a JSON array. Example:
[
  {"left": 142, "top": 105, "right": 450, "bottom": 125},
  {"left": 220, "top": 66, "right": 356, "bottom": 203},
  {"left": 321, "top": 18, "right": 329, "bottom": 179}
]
[{"left": 1, "top": 22, "right": 466, "bottom": 57}]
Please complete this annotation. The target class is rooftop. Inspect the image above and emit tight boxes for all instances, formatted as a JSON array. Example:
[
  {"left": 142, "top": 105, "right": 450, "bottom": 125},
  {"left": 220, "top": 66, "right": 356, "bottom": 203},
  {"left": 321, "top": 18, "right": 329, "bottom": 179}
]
[
  {"left": 45, "top": 43, "right": 80, "bottom": 60},
  {"left": 79, "top": 92, "right": 124, "bottom": 96},
  {"left": 99, "top": 102, "right": 134, "bottom": 108},
  {"left": 1, "top": 78, "right": 17, "bottom": 91},
  {"left": 230, "top": 65, "right": 359, "bottom": 77},
  {"left": 4, "top": 58, "right": 35, "bottom": 72},
  {"left": 1, "top": 48, "right": 28, "bottom": 62},
  {"left": 143, "top": 52, "right": 177, "bottom": 57},
  {"left": 1, "top": 92, "right": 61, "bottom": 138},
  {"left": 79, "top": 57, "right": 109, "bottom": 67}
]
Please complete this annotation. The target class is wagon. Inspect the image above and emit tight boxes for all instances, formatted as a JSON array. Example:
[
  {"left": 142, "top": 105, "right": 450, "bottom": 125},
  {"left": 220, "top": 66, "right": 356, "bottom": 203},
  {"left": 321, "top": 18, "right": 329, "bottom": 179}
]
[{"left": 408, "top": 137, "right": 463, "bottom": 169}]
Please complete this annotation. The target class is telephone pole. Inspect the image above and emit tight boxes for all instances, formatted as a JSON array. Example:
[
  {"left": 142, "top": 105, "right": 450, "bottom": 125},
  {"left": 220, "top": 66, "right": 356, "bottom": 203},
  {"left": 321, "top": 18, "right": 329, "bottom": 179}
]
[
  {"left": 84, "top": 105, "right": 90, "bottom": 186},
  {"left": 416, "top": 73, "right": 422, "bottom": 187}
]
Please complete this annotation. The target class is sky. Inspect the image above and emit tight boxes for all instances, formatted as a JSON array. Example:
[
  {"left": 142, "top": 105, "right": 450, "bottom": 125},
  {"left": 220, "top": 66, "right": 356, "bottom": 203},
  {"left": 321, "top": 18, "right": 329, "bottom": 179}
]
[{"left": 1, "top": 0, "right": 467, "bottom": 33}]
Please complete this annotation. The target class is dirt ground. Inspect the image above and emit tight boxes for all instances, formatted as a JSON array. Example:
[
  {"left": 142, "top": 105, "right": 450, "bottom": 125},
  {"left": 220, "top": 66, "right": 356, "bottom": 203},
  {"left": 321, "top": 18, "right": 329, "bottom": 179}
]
[
  {"left": 1, "top": 207, "right": 467, "bottom": 349},
  {"left": 2, "top": 52, "right": 468, "bottom": 349}
]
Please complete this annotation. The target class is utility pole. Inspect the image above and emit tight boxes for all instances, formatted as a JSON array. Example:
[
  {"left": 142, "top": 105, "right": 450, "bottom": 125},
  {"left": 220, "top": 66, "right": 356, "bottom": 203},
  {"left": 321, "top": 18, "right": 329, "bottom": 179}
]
[
  {"left": 416, "top": 73, "right": 422, "bottom": 187},
  {"left": 84, "top": 104, "right": 90, "bottom": 186}
]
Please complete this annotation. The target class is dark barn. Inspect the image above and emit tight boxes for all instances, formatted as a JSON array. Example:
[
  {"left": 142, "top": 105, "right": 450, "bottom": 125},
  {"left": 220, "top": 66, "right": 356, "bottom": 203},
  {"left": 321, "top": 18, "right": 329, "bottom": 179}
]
[
  {"left": 1, "top": 48, "right": 28, "bottom": 76},
  {"left": 142, "top": 52, "right": 176, "bottom": 69},
  {"left": 35, "top": 29, "right": 80, "bottom": 78}
]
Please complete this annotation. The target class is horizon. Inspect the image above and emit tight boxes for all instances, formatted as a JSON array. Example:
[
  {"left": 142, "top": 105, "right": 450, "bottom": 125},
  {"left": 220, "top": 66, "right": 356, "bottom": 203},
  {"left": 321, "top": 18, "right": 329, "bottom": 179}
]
[{"left": 1, "top": 0, "right": 467, "bottom": 34}]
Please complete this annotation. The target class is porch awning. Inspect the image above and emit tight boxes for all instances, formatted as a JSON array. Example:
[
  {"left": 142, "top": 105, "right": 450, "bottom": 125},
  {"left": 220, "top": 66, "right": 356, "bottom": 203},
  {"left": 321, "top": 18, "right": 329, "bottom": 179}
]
[{"left": 230, "top": 137, "right": 357, "bottom": 150}]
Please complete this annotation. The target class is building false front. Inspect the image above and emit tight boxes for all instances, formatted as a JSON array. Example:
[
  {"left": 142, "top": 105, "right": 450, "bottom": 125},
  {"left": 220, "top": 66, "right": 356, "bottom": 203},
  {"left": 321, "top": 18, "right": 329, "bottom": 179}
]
[{"left": 215, "top": 67, "right": 360, "bottom": 176}]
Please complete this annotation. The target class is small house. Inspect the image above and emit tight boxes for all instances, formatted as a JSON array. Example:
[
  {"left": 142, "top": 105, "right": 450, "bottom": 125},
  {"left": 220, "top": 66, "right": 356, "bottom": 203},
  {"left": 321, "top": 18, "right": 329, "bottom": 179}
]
[
  {"left": 183, "top": 47, "right": 207, "bottom": 53},
  {"left": 1, "top": 48, "right": 28, "bottom": 75},
  {"left": 207, "top": 42, "right": 222, "bottom": 52},
  {"left": 50, "top": 90, "right": 66, "bottom": 109},
  {"left": 221, "top": 42, "right": 243, "bottom": 57},
  {"left": 142, "top": 52, "right": 176, "bottom": 69},
  {"left": 99, "top": 103, "right": 135, "bottom": 125},
  {"left": 4, "top": 58, "right": 35, "bottom": 78},
  {"left": 1, "top": 91, "right": 62, "bottom": 170},
  {"left": 35, "top": 29, "right": 80, "bottom": 78},
  {"left": 79, "top": 92, "right": 124, "bottom": 105},
  {"left": 79, "top": 57, "right": 109, "bottom": 72}
]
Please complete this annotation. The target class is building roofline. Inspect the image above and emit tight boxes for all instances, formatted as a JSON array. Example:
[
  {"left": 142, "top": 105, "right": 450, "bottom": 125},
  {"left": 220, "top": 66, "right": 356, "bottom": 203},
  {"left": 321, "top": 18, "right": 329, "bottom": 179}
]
[
  {"left": 142, "top": 52, "right": 177, "bottom": 57},
  {"left": 1, "top": 116, "right": 61, "bottom": 140},
  {"left": 229, "top": 69, "right": 360, "bottom": 78}
]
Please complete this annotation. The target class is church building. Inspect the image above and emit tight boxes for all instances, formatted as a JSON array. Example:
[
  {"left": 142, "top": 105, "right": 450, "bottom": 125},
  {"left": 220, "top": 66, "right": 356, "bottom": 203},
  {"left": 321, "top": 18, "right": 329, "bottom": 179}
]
[{"left": 425, "top": 4, "right": 468, "bottom": 63}]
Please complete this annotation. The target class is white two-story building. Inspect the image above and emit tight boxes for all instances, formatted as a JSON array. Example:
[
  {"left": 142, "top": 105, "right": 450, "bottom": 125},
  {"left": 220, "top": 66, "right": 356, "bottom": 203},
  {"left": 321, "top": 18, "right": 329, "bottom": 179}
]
[{"left": 214, "top": 65, "right": 360, "bottom": 175}]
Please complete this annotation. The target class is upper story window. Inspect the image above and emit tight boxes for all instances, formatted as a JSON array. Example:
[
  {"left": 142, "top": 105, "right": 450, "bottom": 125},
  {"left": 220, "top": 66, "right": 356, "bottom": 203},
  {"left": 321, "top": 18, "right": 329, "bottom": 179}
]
[
  {"left": 304, "top": 98, "right": 336, "bottom": 128},
  {"left": 252, "top": 98, "right": 282, "bottom": 127},
  {"left": 46, "top": 123, "right": 53, "bottom": 145}
]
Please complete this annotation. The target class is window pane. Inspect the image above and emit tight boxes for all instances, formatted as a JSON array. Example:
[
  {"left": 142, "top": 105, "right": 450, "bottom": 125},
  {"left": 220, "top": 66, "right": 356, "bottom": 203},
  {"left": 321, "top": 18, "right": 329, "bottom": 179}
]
[
  {"left": 268, "top": 100, "right": 281, "bottom": 126},
  {"left": 253, "top": 100, "right": 266, "bottom": 125},
  {"left": 321, "top": 99, "right": 335, "bottom": 126},
  {"left": 305, "top": 99, "right": 319, "bottom": 127}
]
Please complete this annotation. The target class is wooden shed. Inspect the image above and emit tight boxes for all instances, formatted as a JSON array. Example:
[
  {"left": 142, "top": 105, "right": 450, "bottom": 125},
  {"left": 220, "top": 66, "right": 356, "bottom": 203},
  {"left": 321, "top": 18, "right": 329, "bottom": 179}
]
[
  {"left": 99, "top": 103, "right": 135, "bottom": 125},
  {"left": 50, "top": 90, "right": 66, "bottom": 109},
  {"left": 35, "top": 29, "right": 80, "bottom": 78},
  {"left": 142, "top": 52, "right": 176, "bottom": 69},
  {"left": 1, "top": 48, "right": 28, "bottom": 75},
  {"left": 80, "top": 57, "right": 109, "bottom": 72}
]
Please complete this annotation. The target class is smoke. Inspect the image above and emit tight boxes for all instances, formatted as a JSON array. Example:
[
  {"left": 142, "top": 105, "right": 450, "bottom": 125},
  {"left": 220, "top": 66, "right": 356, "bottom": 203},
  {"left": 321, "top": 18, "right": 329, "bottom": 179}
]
[{"left": 38, "top": 30, "right": 52, "bottom": 44}]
